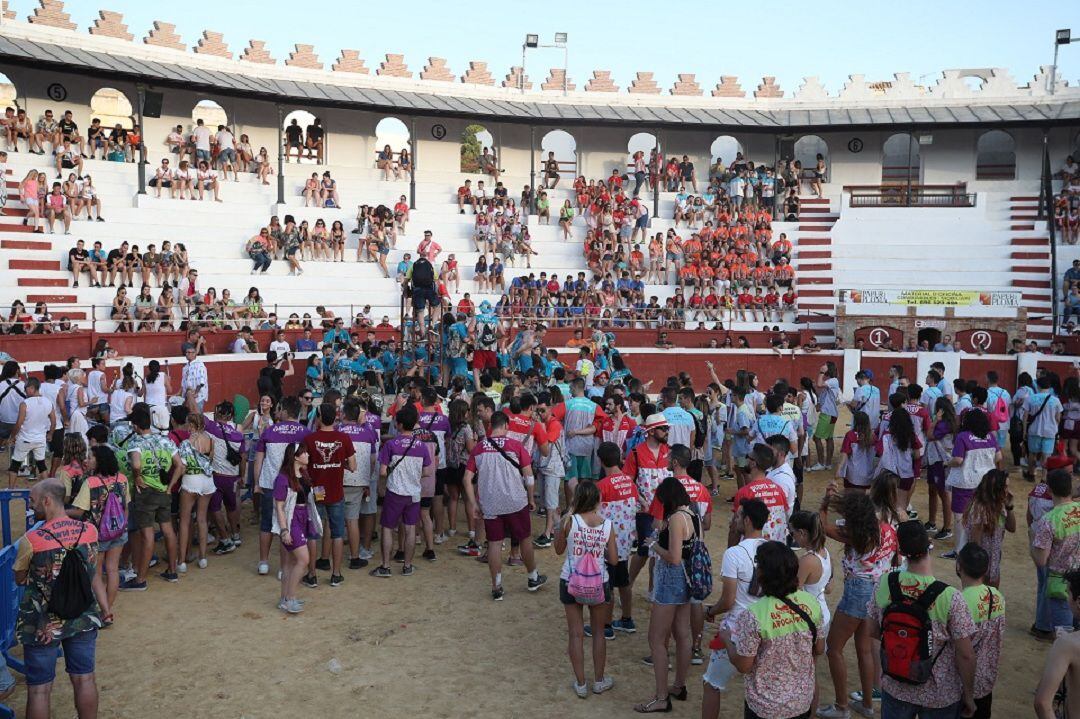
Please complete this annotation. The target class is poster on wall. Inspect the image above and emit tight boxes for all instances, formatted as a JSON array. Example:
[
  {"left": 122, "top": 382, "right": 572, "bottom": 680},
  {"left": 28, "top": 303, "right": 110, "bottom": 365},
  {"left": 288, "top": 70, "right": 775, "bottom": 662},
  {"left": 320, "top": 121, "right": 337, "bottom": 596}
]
[{"left": 838, "top": 289, "right": 1021, "bottom": 307}]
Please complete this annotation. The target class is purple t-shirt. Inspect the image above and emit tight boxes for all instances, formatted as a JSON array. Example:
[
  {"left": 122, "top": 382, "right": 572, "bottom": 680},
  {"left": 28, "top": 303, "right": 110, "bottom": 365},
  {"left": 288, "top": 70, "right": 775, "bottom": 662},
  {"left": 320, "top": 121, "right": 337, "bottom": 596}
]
[
  {"left": 337, "top": 420, "right": 380, "bottom": 488},
  {"left": 417, "top": 411, "right": 452, "bottom": 470},
  {"left": 377, "top": 433, "right": 432, "bottom": 502},
  {"left": 256, "top": 420, "right": 310, "bottom": 490},
  {"left": 272, "top": 471, "right": 307, "bottom": 504},
  {"left": 205, "top": 419, "right": 245, "bottom": 476},
  {"left": 947, "top": 431, "right": 999, "bottom": 490}
]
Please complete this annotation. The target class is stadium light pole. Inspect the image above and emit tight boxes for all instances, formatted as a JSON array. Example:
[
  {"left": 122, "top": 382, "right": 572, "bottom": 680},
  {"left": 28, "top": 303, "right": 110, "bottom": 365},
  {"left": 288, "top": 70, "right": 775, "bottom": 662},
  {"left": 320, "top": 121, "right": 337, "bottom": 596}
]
[
  {"left": 1050, "top": 29, "right": 1075, "bottom": 95},
  {"left": 135, "top": 83, "right": 146, "bottom": 195},
  {"left": 522, "top": 33, "right": 568, "bottom": 96},
  {"left": 275, "top": 104, "right": 285, "bottom": 205},
  {"left": 409, "top": 117, "right": 417, "bottom": 210}
]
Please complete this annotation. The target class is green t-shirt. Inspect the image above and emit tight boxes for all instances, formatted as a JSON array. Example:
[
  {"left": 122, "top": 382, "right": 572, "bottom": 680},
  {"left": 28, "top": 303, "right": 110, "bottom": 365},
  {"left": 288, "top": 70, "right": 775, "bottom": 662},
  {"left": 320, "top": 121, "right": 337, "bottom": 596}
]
[
  {"left": 873, "top": 570, "right": 957, "bottom": 625},
  {"left": 128, "top": 433, "right": 177, "bottom": 492}
]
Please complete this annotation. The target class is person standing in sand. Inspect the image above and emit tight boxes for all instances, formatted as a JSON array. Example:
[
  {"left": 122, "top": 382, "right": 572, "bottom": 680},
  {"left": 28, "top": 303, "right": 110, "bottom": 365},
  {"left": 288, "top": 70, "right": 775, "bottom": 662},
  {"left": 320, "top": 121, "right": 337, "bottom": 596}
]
[{"left": 1036, "top": 569, "right": 1080, "bottom": 718}]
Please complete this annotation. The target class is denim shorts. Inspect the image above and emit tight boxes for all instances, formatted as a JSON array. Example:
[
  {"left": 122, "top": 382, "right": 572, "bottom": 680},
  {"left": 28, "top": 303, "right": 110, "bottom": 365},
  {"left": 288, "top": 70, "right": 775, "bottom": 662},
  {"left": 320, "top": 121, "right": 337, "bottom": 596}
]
[
  {"left": 316, "top": 500, "right": 345, "bottom": 539},
  {"left": 652, "top": 557, "right": 689, "bottom": 605},
  {"left": 24, "top": 629, "right": 97, "bottom": 686},
  {"left": 98, "top": 533, "right": 128, "bottom": 553},
  {"left": 836, "top": 576, "right": 875, "bottom": 620},
  {"left": 1029, "top": 434, "right": 1055, "bottom": 456}
]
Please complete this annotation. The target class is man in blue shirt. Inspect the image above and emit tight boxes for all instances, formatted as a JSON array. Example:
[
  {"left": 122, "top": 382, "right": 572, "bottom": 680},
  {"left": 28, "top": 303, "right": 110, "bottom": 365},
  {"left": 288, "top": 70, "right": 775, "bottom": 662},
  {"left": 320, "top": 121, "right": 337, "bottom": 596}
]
[{"left": 295, "top": 328, "right": 317, "bottom": 353}]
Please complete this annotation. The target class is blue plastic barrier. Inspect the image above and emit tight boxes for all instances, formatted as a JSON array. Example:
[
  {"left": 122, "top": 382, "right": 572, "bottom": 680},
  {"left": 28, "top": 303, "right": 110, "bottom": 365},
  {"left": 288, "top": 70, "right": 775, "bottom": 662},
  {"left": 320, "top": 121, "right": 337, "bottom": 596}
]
[{"left": 0, "top": 490, "right": 31, "bottom": 548}]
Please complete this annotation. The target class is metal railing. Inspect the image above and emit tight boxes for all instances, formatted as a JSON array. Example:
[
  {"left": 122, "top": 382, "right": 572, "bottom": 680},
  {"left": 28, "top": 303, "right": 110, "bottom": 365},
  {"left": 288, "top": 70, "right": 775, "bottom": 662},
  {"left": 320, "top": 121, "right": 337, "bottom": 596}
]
[{"left": 846, "top": 184, "right": 975, "bottom": 208}]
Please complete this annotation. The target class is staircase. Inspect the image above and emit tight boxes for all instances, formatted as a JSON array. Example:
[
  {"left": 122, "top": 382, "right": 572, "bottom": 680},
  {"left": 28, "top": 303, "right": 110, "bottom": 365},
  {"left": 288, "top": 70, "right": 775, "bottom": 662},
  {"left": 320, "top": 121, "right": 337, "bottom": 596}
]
[
  {"left": 1008, "top": 195, "right": 1053, "bottom": 342},
  {"left": 792, "top": 197, "right": 838, "bottom": 342}
]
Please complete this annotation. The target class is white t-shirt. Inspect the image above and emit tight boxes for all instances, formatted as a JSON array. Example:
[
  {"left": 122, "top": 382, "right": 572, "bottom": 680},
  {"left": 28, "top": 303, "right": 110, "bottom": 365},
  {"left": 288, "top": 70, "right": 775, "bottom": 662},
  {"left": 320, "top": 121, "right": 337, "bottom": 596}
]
[
  {"left": 766, "top": 464, "right": 797, "bottom": 518},
  {"left": 269, "top": 340, "right": 291, "bottom": 356},
  {"left": 144, "top": 374, "right": 167, "bottom": 408},
  {"left": 720, "top": 537, "right": 767, "bottom": 618},
  {"left": 38, "top": 380, "right": 64, "bottom": 430},
  {"left": 215, "top": 130, "right": 234, "bottom": 149},
  {"left": 0, "top": 379, "right": 24, "bottom": 424},
  {"left": 86, "top": 370, "right": 108, "bottom": 405},
  {"left": 16, "top": 395, "right": 53, "bottom": 444},
  {"left": 109, "top": 388, "right": 134, "bottom": 421},
  {"left": 193, "top": 126, "right": 212, "bottom": 151}
]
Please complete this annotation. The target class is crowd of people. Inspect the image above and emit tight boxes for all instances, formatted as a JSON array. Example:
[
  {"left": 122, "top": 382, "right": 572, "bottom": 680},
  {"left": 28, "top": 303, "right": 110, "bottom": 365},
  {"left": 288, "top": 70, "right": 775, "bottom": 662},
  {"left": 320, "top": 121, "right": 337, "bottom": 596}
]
[
  {"left": 1055, "top": 155, "right": 1080, "bottom": 245},
  {"left": 5, "top": 320, "right": 1080, "bottom": 717}
]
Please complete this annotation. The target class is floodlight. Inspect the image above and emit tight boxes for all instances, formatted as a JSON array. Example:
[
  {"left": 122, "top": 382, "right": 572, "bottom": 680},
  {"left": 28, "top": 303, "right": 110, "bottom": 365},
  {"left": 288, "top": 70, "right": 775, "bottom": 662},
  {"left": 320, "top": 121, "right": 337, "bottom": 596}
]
[
  {"left": 554, "top": 32, "right": 568, "bottom": 45},
  {"left": 1057, "top": 29, "right": 1072, "bottom": 45},
  {"left": 525, "top": 34, "right": 539, "bottom": 48}
]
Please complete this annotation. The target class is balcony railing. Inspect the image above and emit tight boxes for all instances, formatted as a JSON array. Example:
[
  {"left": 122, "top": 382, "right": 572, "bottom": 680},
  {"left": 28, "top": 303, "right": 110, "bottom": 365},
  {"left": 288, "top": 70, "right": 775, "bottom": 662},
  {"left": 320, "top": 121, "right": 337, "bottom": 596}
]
[{"left": 846, "top": 183, "right": 975, "bottom": 208}]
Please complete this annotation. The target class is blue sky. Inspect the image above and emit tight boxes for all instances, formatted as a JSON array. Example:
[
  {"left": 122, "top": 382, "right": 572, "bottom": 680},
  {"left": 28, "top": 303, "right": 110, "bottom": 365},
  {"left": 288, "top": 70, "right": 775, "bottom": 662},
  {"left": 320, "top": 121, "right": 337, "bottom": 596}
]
[{"left": 9, "top": 0, "right": 1080, "bottom": 93}]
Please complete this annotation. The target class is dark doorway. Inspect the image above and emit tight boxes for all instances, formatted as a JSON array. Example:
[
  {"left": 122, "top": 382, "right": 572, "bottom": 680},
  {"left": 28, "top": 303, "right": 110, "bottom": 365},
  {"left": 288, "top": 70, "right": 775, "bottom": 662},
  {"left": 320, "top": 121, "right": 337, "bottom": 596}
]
[{"left": 917, "top": 328, "right": 941, "bottom": 350}]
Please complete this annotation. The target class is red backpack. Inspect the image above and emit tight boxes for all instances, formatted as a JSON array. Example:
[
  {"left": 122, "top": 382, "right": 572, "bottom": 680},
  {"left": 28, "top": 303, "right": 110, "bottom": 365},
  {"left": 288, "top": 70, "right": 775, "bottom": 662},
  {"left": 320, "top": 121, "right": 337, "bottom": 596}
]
[{"left": 879, "top": 573, "right": 949, "bottom": 685}]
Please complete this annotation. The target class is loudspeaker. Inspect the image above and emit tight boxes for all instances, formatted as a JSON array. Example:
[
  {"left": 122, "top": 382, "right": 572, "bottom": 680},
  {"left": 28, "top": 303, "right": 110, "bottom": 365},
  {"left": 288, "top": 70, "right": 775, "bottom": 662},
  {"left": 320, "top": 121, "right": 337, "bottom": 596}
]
[{"left": 142, "top": 91, "right": 164, "bottom": 119}]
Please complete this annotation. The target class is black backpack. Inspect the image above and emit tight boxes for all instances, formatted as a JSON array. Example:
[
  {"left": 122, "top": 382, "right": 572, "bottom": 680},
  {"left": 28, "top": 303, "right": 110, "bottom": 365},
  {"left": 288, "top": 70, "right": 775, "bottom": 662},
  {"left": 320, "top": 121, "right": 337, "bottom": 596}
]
[
  {"left": 411, "top": 258, "right": 435, "bottom": 287},
  {"left": 39, "top": 524, "right": 95, "bottom": 621}
]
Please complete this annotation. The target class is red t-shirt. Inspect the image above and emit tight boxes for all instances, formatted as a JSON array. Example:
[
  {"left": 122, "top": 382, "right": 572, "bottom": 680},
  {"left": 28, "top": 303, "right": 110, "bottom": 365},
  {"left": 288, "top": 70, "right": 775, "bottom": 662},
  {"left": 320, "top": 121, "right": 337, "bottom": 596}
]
[
  {"left": 732, "top": 477, "right": 788, "bottom": 542},
  {"left": 648, "top": 474, "right": 712, "bottom": 520},
  {"left": 302, "top": 429, "right": 356, "bottom": 504}
]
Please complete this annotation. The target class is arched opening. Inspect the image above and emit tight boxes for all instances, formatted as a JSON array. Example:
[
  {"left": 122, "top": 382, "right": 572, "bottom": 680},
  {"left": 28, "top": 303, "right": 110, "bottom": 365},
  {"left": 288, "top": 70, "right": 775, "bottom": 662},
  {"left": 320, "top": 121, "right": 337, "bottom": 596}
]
[
  {"left": 192, "top": 99, "right": 227, "bottom": 128},
  {"left": 283, "top": 109, "right": 325, "bottom": 164},
  {"left": 882, "top": 133, "right": 920, "bottom": 184},
  {"left": 0, "top": 73, "right": 16, "bottom": 110},
  {"left": 794, "top": 135, "right": 829, "bottom": 181},
  {"left": 540, "top": 129, "right": 577, "bottom": 179},
  {"left": 975, "top": 130, "right": 1016, "bottom": 180},
  {"left": 960, "top": 75, "right": 986, "bottom": 93},
  {"left": 89, "top": 87, "right": 133, "bottom": 129},
  {"left": 710, "top": 135, "right": 744, "bottom": 165},
  {"left": 627, "top": 132, "right": 658, "bottom": 172},
  {"left": 375, "top": 117, "right": 410, "bottom": 172},
  {"left": 460, "top": 124, "right": 495, "bottom": 173}
]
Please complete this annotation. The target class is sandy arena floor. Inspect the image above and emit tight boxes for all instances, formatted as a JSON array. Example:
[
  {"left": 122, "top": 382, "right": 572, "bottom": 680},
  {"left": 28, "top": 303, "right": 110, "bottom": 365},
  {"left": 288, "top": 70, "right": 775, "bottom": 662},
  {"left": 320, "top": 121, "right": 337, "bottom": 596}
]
[{"left": 1, "top": 462, "right": 1053, "bottom": 718}]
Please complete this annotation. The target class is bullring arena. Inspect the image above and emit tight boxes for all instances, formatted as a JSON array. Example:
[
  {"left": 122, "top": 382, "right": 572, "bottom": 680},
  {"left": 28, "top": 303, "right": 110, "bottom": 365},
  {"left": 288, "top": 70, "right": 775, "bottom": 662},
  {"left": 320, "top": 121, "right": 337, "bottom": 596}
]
[{"left": 0, "top": 2, "right": 1077, "bottom": 718}]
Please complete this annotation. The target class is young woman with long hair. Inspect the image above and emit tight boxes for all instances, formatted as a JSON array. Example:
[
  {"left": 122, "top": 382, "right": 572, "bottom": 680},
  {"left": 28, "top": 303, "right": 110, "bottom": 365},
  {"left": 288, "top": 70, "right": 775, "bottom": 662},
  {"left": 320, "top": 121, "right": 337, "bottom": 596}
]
[
  {"left": 790, "top": 509, "right": 832, "bottom": 714},
  {"left": 444, "top": 399, "right": 476, "bottom": 539},
  {"left": 176, "top": 412, "right": 215, "bottom": 573},
  {"left": 634, "top": 476, "right": 699, "bottom": 713},
  {"left": 73, "top": 445, "right": 128, "bottom": 618},
  {"left": 945, "top": 407, "right": 1002, "bottom": 558},
  {"left": 926, "top": 396, "right": 958, "bottom": 539},
  {"left": 836, "top": 411, "right": 876, "bottom": 490},
  {"left": 272, "top": 443, "right": 317, "bottom": 614},
  {"left": 876, "top": 406, "right": 921, "bottom": 510},
  {"left": 817, "top": 489, "right": 897, "bottom": 719},
  {"left": 961, "top": 468, "right": 1016, "bottom": 587},
  {"left": 555, "top": 480, "right": 618, "bottom": 698}
]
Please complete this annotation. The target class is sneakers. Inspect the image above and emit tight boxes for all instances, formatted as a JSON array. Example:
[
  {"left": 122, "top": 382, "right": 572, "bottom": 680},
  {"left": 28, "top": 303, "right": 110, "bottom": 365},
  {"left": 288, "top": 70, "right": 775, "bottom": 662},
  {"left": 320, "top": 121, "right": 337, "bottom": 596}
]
[
  {"left": 611, "top": 618, "right": 637, "bottom": 633},
  {"left": 906, "top": 509, "right": 919, "bottom": 520},
  {"left": 933, "top": 528, "right": 953, "bottom": 541},
  {"left": 231, "top": 532, "right": 242, "bottom": 546},
  {"left": 807, "top": 463, "right": 826, "bottom": 472},
  {"left": 816, "top": 704, "right": 851, "bottom": 719},
  {"left": 526, "top": 574, "right": 548, "bottom": 592},
  {"left": 422, "top": 549, "right": 437, "bottom": 562},
  {"left": 282, "top": 598, "right": 304, "bottom": 614},
  {"left": 118, "top": 567, "right": 136, "bottom": 583},
  {"left": 537, "top": 507, "right": 547, "bottom": 517},
  {"left": 573, "top": 681, "right": 589, "bottom": 699},
  {"left": 850, "top": 690, "right": 882, "bottom": 703},
  {"left": 402, "top": 564, "right": 415, "bottom": 576},
  {"left": 392, "top": 550, "right": 406, "bottom": 563},
  {"left": 301, "top": 573, "right": 318, "bottom": 588},
  {"left": 177, "top": 562, "right": 188, "bottom": 574},
  {"left": 329, "top": 574, "right": 344, "bottom": 587},
  {"left": 212, "top": 540, "right": 236, "bottom": 555},
  {"left": 369, "top": 566, "right": 392, "bottom": 579},
  {"left": 315, "top": 558, "right": 331, "bottom": 571},
  {"left": 691, "top": 648, "right": 705, "bottom": 665},
  {"left": 584, "top": 624, "right": 615, "bottom": 639},
  {"left": 507, "top": 556, "right": 525, "bottom": 567},
  {"left": 197, "top": 558, "right": 208, "bottom": 569},
  {"left": 641, "top": 655, "right": 672, "bottom": 670},
  {"left": 533, "top": 534, "right": 553, "bottom": 548},
  {"left": 457, "top": 540, "right": 481, "bottom": 556},
  {"left": 348, "top": 557, "right": 368, "bottom": 570},
  {"left": 433, "top": 533, "right": 447, "bottom": 545},
  {"left": 159, "top": 571, "right": 179, "bottom": 583},
  {"left": 492, "top": 586, "right": 505, "bottom": 601},
  {"left": 257, "top": 561, "right": 270, "bottom": 576},
  {"left": 922, "top": 522, "right": 938, "bottom": 532},
  {"left": 940, "top": 550, "right": 958, "bottom": 559},
  {"left": 592, "top": 676, "right": 614, "bottom": 695},
  {"left": 851, "top": 703, "right": 876, "bottom": 718},
  {"left": 118, "top": 578, "right": 147, "bottom": 592},
  {"left": 357, "top": 547, "right": 374, "bottom": 561}
]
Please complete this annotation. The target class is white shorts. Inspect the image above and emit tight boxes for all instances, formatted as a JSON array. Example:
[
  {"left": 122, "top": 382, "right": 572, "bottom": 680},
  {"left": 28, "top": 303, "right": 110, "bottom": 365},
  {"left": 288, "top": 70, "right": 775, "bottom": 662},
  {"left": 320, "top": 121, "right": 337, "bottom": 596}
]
[
  {"left": 181, "top": 473, "right": 216, "bottom": 495},
  {"left": 12, "top": 441, "right": 46, "bottom": 463}
]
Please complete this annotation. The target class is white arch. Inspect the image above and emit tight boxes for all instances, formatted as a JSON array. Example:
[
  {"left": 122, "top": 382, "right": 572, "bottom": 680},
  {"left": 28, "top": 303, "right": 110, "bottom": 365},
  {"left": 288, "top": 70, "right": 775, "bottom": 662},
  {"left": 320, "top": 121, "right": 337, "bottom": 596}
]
[
  {"left": 90, "top": 87, "right": 133, "bottom": 129},
  {"left": 192, "top": 99, "right": 227, "bottom": 128},
  {"left": 627, "top": 131, "right": 658, "bottom": 168},
  {"left": 0, "top": 73, "right": 18, "bottom": 111},
  {"left": 460, "top": 123, "right": 494, "bottom": 173},
  {"left": 882, "top": 133, "right": 920, "bottom": 183},
  {"left": 709, "top": 135, "right": 743, "bottom": 166},
  {"left": 375, "top": 117, "right": 410, "bottom": 153},
  {"left": 540, "top": 129, "right": 577, "bottom": 174},
  {"left": 975, "top": 130, "right": 1016, "bottom": 180}
]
